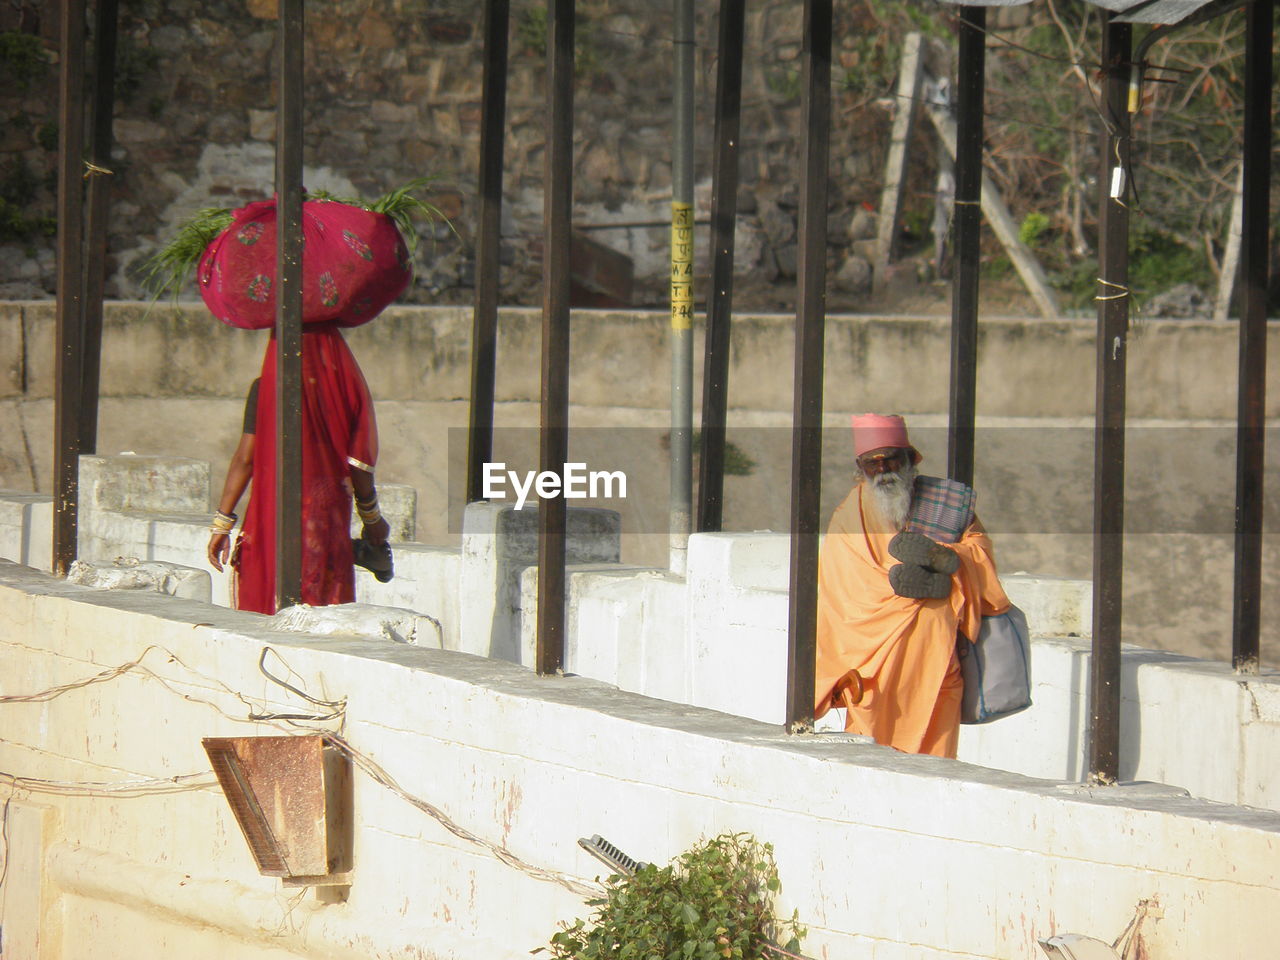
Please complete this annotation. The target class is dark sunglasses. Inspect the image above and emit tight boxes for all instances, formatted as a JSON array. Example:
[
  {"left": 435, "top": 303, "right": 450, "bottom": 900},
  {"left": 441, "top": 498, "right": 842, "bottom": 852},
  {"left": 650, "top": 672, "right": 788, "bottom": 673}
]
[{"left": 857, "top": 449, "right": 910, "bottom": 471}]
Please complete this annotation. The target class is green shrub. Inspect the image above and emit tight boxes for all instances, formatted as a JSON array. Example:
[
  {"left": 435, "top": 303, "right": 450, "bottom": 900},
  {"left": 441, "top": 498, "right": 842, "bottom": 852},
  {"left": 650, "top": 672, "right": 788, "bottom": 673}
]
[
  {"left": 1018, "top": 211, "right": 1050, "bottom": 247},
  {"left": 0, "top": 32, "right": 50, "bottom": 91},
  {"left": 544, "top": 833, "right": 805, "bottom": 960}
]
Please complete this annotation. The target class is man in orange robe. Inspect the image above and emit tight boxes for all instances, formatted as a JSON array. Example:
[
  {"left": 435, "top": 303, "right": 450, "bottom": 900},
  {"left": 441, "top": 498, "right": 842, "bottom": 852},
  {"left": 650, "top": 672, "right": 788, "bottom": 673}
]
[{"left": 815, "top": 414, "right": 1009, "bottom": 758}]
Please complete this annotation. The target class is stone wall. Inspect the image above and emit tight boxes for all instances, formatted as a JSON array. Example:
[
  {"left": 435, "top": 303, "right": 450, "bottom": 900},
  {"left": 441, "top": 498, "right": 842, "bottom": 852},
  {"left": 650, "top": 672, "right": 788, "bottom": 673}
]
[{"left": 1, "top": 0, "right": 928, "bottom": 310}]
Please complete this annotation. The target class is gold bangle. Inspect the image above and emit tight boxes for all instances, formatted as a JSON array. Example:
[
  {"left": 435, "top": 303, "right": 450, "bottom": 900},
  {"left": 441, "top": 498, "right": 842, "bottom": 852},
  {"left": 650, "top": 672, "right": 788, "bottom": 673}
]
[
  {"left": 210, "top": 511, "right": 237, "bottom": 534},
  {"left": 357, "top": 505, "right": 382, "bottom": 525}
]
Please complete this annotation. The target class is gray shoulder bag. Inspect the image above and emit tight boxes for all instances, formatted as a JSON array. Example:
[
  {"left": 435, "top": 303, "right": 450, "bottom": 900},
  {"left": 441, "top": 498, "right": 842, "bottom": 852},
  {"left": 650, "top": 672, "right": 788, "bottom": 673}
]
[{"left": 957, "top": 605, "right": 1032, "bottom": 724}]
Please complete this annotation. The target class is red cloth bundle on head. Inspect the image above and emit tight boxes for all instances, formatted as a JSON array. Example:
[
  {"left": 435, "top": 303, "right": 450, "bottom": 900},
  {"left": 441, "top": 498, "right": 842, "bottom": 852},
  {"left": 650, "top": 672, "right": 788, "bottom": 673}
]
[{"left": 197, "top": 196, "right": 412, "bottom": 330}]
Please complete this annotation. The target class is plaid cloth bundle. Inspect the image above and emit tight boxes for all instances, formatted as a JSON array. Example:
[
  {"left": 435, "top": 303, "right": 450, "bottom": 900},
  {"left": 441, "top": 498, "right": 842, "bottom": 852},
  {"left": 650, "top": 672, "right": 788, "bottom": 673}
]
[{"left": 905, "top": 475, "right": 976, "bottom": 544}]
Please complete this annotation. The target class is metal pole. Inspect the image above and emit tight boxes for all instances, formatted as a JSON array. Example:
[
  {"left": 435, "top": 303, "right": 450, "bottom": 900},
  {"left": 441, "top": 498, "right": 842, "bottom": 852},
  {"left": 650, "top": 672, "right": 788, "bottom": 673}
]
[
  {"left": 669, "top": 0, "right": 695, "bottom": 574},
  {"left": 53, "top": 0, "right": 88, "bottom": 575},
  {"left": 79, "top": 0, "right": 118, "bottom": 455},
  {"left": 785, "top": 0, "right": 831, "bottom": 734},
  {"left": 697, "top": 0, "right": 745, "bottom": 533},
  {"left": 467, "top": 0, "right": 511, "bottom": 504},
  {"left": 1232, "top": 0, "right": 1271, "bottom": 674},
  {"left": 947, "top": 5, "right": 984, "bottom": 487},
  {"left": 274, "top": 0, "right": 304, "bottom": 609},
  {"left": 1088, "top": 17, "right": 1131, "bottom": 786},
  {"left": 536, "top": 0, "right": 574, "bottom": 676}
]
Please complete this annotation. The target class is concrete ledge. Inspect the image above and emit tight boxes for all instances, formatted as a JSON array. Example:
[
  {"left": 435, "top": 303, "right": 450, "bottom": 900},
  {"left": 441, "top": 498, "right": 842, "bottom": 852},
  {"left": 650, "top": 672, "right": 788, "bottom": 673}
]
[
  {"left": 1003, "top": 573, "right": 1092, "bottom": 637},
  {"left": 80, "top": 454, "right": 210, "bottom": 514},
  {"left": 0, "top": 490, "right": 52, "bottom": 572}
]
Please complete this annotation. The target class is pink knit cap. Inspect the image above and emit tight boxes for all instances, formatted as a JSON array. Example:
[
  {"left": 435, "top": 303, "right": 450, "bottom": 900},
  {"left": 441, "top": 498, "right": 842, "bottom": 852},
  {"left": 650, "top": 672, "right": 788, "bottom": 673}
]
[{"left": 851, "top": 413, "right": 912, "bottom": 457}]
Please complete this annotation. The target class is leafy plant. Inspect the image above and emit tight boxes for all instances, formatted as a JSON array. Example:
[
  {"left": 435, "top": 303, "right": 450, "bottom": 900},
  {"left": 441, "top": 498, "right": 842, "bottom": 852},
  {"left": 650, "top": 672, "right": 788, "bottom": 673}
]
[
  {"left": 0, "top": 158, "right": 55, "bottom": 244},
  {"left": 691, "top": 431, "right": 756, "bottom": 477},
  {"left": 765, "top": 68, "right": 802, "bottom": 104},
  {"left": 515, "top": 6, "right": 599, "bottom": 77},
  {"left": 114, "top": 37, "right": 160, "bottom": 103},
  {"left": 0, "top": 31, "right": 50, "bottom": 91},
  {"left": 543, "top": 833, "right": 805, "bottom": 960},
  {"left": 1018, "top": 211, "right": 1050, "bottom": 247},
  {"left": 1128, "top": 220, "right": 1213, "bottom": 298},
  {"left": 516, "top": 6, "right": 548, "bottom": 54},
  {"left": 838, "top": 34, "right": 899, "bottom": 101}
]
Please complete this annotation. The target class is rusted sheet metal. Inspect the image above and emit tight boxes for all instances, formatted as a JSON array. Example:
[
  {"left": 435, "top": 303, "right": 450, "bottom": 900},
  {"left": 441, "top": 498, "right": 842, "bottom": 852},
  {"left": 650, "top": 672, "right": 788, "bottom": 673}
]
[{"left": 203, "top": 735, "right": 335, "bottom": 879}]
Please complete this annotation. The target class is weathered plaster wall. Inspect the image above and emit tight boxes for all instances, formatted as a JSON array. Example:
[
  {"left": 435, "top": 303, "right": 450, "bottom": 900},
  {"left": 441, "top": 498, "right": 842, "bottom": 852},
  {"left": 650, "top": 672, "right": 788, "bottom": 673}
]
[{"left": 4, "top": 558, "right": 1280, "bottom": 960}]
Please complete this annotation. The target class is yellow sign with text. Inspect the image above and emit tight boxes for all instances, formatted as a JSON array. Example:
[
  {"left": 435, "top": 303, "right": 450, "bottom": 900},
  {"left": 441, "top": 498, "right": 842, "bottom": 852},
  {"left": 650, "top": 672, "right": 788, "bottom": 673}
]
[{"left": 670, "top": 202, "right": 693, "bottom": 330}]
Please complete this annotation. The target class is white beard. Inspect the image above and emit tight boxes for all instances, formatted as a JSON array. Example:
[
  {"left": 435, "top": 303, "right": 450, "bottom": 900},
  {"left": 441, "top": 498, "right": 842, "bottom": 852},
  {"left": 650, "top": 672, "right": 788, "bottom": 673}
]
[{"left": 864, "top": 465, "right": 916, "bottom": 531}]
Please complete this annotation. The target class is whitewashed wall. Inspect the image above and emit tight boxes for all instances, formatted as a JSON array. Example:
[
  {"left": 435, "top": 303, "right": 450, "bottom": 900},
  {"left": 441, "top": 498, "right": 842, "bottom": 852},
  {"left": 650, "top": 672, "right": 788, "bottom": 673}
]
[
  {"left": 3, "top": 559, "right": 1280, "bottom": 960},
  {"left": 3, "top": 454, "right": 1280, "bottom": 816}
]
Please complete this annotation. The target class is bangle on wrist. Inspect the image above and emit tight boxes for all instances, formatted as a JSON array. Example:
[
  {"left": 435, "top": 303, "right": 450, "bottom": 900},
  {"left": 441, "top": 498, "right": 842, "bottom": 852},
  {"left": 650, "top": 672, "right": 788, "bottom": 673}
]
[
  {"left": 210, "top": 510, "right": 237, "bottom": 534},
  {"left": 355, "top": 496, "right": 378, "bottom": 527}
]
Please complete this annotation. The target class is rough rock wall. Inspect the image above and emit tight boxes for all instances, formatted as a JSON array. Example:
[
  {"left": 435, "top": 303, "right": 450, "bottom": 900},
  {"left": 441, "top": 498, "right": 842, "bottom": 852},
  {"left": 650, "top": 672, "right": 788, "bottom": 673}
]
[{"left": 2, "top": 0, "right": 931, "bottom": 310}]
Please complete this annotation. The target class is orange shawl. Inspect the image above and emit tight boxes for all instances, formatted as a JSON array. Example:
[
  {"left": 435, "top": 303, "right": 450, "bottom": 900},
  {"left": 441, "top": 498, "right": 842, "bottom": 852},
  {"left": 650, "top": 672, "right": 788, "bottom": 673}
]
[{"left": 814, "top": 484, "right": 1009, "bottom": 757}]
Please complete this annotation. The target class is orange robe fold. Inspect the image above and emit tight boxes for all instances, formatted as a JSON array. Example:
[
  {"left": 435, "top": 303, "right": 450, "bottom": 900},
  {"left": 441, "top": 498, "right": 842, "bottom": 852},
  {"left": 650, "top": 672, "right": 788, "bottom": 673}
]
[{"left": 814, "top": 483, "right": 1009, "bottom": 757}]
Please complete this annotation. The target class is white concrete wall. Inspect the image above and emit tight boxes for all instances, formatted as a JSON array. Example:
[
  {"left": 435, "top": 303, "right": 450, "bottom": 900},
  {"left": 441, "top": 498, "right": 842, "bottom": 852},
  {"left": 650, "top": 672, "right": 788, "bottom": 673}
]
[
  {"left": 535, "top": 530, "right": 1280, "bottom": 815},
  {"left": 4, "top": 455, "right": 1280, "bottom": 817},
  {"left": 3, "top": 560, "right": 1280, "bottom": 960}
]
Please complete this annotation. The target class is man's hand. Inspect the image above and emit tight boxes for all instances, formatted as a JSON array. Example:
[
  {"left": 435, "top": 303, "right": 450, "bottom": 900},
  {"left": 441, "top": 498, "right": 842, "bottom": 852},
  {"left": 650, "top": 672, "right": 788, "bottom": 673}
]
[
  {"left": 362, "top": 516, "right": 390, "bottom": 546},
  {"left": 208, "top": 532, "right": 231, "bottom": 572}
]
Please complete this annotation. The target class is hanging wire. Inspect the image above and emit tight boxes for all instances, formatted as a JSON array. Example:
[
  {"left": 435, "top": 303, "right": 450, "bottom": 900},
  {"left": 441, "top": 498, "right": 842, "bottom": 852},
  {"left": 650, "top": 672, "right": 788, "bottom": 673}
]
[
  {"left": 0, "top": 770, "right": 218, "bottom": 797},
  {"left": 251, "top": 646, "right": 347, "bottom": 723},
  {"left": 325, "top": 734, "right": 598, "bottom": 899},
  {"left": 0, "top": 643, "right": 599, "bottom": 899}
]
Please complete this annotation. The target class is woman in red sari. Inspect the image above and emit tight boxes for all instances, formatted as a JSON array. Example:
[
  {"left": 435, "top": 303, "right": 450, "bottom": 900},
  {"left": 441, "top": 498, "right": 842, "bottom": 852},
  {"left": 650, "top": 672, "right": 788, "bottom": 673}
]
[{"left": 206, "top": 324, "right": 389, "bottom": 614}]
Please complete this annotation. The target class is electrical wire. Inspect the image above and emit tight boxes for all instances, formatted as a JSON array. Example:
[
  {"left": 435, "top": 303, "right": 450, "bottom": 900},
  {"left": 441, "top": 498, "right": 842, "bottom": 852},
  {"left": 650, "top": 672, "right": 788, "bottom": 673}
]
[
  {"left": 324, "top": 733, "right": 598, "bottom": 899},
  {"left": 251, "top": 647, "right": 347, "bottom": 724},
  {"left": 1, "top": 644, "right": 268, "bottom": 726},
  {"left": 1, "top": 645, "right": 598, "bottom": 899},
  {"left": 0, "top": 770, "right": 218, "bottom": 798}
]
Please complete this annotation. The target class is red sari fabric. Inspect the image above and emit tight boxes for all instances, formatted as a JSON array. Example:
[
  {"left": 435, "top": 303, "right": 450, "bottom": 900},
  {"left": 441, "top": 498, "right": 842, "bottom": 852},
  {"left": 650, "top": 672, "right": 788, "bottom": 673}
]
[{"left": 233, "top": 325, "right": 378, "bottom": 614}]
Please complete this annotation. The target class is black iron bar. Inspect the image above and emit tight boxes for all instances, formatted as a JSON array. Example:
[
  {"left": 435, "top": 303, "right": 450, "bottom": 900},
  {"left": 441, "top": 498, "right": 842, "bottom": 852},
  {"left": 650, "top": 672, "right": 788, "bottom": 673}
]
[
  {"left": 536, "top": 0, "right": 575, "bottom": 677},
  {"left": 1231, "top": 0, "right": 1271, "bottom": 674},
  {"left": 697, "top": 0, "right": 746, "bottom": 533},
  {"left": 1088, "top": 18, "right": 1131, "bottom": 786},
  {"left": 53, "top": 0, "right": 88, "bottom": 575},
  {"left": 466, "top": 0, "right": 511, "bottom": 504},
  {"left": 79, "top": 0, "right": 119, "bottom": 455},
  {"left": 785, "top": 0, "right": 832, "bottom": 733},
  {"left": 947, "top": 5, "right": 984, "bottom": 487},
  {"left": 274, "top": 0, "right": 304, "bottom": 609}
]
